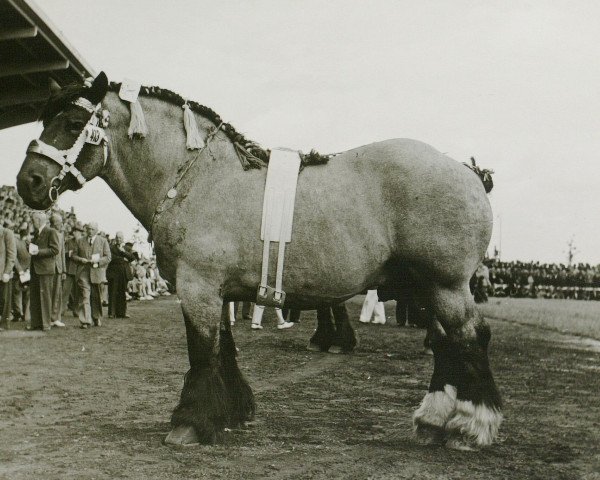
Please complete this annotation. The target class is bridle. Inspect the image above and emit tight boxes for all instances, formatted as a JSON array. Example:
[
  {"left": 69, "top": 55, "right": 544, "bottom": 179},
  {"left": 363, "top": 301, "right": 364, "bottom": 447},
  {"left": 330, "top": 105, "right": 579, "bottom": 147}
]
[{"left": 27, "top": 97, "right": 110, "bottom": 203}]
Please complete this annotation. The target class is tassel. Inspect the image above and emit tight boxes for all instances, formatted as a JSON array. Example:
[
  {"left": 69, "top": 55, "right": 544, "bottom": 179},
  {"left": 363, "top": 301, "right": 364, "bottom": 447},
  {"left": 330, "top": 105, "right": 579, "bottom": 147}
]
[
  {"left": 182, "top": 103, "right": 205, "bottom": 149},
  {"left": 128, "top": 100, "right": 148, "bottom": 139},
  {"left": 234, "top": 142, "right": 267, "bottom": 170}
]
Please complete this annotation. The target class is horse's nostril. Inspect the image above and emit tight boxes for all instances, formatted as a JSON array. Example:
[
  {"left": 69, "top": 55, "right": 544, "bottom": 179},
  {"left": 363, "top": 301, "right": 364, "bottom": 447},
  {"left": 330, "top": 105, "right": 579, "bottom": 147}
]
[{"left": 30, "top": 173, "right": 44, "bottom": 190}]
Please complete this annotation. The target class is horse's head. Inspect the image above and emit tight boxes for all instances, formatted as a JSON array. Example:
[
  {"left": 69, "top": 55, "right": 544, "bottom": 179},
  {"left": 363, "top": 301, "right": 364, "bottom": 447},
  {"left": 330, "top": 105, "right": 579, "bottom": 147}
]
[{"left": 17, "top": 72, "right": 110, "bottom": 210}]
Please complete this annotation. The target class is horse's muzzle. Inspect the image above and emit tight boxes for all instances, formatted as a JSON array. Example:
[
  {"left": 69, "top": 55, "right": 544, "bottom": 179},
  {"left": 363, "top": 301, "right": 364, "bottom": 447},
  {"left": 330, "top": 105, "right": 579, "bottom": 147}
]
[{"left": 16, "top": 163, "right": 53, "bottom": 210}]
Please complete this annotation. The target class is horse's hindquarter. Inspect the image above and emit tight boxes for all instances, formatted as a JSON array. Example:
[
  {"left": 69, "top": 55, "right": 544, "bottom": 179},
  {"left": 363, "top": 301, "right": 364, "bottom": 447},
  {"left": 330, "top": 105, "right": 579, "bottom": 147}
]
[{"left": 287, "top": 139, "right": 492, "bottom": 290}]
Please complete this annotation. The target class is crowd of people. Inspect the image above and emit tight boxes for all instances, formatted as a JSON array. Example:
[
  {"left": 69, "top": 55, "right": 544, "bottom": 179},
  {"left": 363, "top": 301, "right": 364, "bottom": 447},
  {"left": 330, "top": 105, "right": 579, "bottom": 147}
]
[
  {"left": 0, "top": 185, "right": 170, "bottom": 332},
  {"left": 472, "top": 259, "right": 600, "bottom": 302}
]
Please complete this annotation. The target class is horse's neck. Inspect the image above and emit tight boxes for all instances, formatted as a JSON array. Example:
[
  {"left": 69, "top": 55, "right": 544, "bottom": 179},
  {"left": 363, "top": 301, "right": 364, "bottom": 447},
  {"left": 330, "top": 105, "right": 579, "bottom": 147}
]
[{"left": 100, "top": 92, "right": 226, "bottom": 230}]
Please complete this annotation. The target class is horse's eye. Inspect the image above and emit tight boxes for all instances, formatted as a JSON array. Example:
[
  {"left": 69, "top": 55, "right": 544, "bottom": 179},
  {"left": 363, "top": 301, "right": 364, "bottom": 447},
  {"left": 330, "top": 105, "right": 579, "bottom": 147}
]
[{"left": 66, "top": 119, "right": 85, "bottom": 133}]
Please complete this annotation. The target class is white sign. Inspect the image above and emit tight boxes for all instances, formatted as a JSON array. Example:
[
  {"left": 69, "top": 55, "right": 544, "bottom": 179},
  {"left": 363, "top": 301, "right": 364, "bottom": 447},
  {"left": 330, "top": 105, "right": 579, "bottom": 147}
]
[{"left": 119, "top": 78, "right": 142, "bottom": 103}]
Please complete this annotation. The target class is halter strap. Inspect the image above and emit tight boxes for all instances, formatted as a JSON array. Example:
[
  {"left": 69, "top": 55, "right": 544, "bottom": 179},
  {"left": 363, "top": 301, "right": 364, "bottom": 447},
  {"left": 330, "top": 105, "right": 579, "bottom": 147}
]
[{"left": 28, "top": 97, "right": 110, "bottom": 202}]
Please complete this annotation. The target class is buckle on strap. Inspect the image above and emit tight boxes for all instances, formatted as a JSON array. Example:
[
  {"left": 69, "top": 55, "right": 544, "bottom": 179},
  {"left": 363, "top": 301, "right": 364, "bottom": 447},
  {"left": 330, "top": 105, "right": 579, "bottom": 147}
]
[{"left": 256, "top": 285, "right": 286, "bottom": 307}]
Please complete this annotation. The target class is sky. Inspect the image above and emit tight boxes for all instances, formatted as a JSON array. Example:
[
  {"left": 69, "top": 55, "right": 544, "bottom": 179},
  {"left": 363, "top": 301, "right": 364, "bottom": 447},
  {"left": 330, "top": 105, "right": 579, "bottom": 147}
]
[{"left": 1, "top": 0, "right": 599, "bottom": 264}]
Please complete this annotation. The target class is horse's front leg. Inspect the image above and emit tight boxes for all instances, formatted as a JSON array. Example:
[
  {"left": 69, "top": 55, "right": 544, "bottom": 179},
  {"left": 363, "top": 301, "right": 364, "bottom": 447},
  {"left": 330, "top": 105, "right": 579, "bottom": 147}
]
[
  {"left": 413, "top": 285, "right": 502, "bottom": 450},
  {"left": 165, "top": 270, "right": 255, "bottom": 445}
]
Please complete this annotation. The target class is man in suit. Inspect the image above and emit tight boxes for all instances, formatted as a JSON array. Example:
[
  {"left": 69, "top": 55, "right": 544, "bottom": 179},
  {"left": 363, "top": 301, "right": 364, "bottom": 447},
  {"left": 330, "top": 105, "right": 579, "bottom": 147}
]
[
  {"left": 12, "top": 226, "right": 31, "bottom": 323},
  {"left": 0, "top": 221, "right": 16, "bottom": 331},
  {"left": 28, "top": 212, "right": 60, "bottom": 331},
  {"left": 49, "top": 213, "right": 66, "bottom": 327},
  {"left": 63, "top": 221, "right": 84, "bottom": 316},
  {"left": 72, "top": 222, "right": 111, "bottom": 328},
  {"left": 107, "top": 231, "right": 136, "bottom": 319}
]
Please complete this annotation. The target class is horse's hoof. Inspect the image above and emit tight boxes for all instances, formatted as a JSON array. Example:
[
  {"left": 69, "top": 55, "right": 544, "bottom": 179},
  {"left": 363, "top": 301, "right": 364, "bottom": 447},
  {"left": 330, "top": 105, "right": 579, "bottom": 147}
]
[
  {"left": 445, "top": 433, "right": 479, "bottom": 451},
  {"left": 414, "top": 424, "right": 445, "bottom": 445},
  {"left": 164, "top": 425, "right": 200, "bottom": 446},
  {"left": 328, "top": 345, "right": 343, "bottom": 354},
  {"left": 306, "top": 341, "right": 321, "bottom": 352}
]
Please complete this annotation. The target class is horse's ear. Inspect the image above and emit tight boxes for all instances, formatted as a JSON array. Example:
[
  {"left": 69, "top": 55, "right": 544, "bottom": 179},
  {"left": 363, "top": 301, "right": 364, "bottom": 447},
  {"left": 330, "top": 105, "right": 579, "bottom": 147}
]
[
  {"left": 85, "top": 72, "right": 109, "bottom": 104},
  {"left": 48, "top": 78, "right": 61, "bottom": 95}
]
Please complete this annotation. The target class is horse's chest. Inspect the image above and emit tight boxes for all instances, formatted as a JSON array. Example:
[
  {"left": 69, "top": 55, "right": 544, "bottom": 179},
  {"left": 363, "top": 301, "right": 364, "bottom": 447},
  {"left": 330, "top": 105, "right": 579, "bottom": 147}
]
[{"left": 157, "top": 218, "right": 187, "bottom": 250}]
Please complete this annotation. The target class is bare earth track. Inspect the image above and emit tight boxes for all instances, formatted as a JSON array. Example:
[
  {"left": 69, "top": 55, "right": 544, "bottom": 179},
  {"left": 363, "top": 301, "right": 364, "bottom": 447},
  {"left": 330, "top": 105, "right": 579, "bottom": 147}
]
[{"left": 1, "top": 296, "right": 599, "bottom": 479}]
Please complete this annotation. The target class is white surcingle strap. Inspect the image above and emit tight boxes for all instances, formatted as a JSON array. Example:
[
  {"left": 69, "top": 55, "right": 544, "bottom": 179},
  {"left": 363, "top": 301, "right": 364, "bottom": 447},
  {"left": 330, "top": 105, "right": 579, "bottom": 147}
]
[
  {"left": 256, "top": 149, "right": 301, "bottom": 308},
  {"left": 182, "top": 102, "right": 205, "bottom": 149}
]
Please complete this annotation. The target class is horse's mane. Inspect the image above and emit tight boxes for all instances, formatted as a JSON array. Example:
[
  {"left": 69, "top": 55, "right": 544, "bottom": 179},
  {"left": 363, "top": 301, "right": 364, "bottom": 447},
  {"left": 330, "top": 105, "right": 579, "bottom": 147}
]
[{"left": 40, "top": 82, "right": 330, "bottom": 170}]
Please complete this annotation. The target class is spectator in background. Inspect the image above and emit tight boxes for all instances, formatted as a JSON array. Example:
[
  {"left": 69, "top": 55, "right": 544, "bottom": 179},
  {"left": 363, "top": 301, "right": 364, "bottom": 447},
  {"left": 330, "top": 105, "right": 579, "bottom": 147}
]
[
  {"left": 229, "top": 302, "right": 253, "bottom": 326},
  {"left": 49, "top": 213, "right": 66, "bottom": 328},
  {"left": 28, "top": 212, "right": 60, "bottom": 331},
  {"left": 250, "top": 304, "right": 294, "bottom": 330},
  {"left": 63, "top": 221, "right": 84, "bottom": 317},
  {"left": 12, "top": 226, "right": 31, "bottom": 324},
  {"left": 107, "top": 231, "right": 136, "bottom": 319},
  {"left": 99, "top": 232, "right": 110, "bottom": 308},
  {"left": 473, "top": 262, "right": 490, "bottom": 304},
  {"left": 358, "top": 289, "right": 386, "bottom": 325},
  {"left": 0, "top": 220, "right": 16, "bottom": 331},
  {"left": 72, "top": 222, "right": 111, "bottom": 328}
]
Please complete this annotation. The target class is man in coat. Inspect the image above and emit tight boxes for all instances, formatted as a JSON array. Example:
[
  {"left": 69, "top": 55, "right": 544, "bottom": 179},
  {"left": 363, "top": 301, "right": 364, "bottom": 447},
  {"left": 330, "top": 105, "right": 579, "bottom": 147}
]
[
  {"left": 72, "top": 222, "right": 111, "bottom": 328},
  {"left": 107, "top": 231, "right": 136, "bottom": 319},
  {"left": 49, "top": 213, "right": 66, "bottom": 327},
  {"left": 62, "top": 221, "right": 84, "bottom": 316},
  {"left": 28, "top": 212, "right": 60, "bottom": 331},
  {"left": 12, "top": 226, "right": 31, "bottom": 324},
  {"left": 0, "top": 221, "right": 16, "bottom": 331}
]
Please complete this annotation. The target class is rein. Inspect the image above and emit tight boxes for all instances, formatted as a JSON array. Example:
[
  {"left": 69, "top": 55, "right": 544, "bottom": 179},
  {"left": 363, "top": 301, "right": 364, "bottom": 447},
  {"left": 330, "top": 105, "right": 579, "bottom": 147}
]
[{"left": 27, "top": 97, "right": 110, "bottom": 202}]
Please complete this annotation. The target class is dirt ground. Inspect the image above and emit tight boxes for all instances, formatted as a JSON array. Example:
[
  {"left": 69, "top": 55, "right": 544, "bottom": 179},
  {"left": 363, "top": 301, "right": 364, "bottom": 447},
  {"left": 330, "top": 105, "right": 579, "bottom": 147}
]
[{"left": 1, "top": 296, "right": 599, "bottom": 480}]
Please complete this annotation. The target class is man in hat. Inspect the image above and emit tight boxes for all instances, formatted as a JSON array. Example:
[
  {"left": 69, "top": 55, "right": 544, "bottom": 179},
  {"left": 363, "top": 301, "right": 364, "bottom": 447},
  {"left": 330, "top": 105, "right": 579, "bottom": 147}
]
[
  {"left": 72, "top": 222, "right": 111, "bottom": 328},
  {"left": 63, "top": 221, "right": 84, "bottom": 317},
  {"left": 0, "top": 220, "right": 16, "bottom": 331},
  {"left": 28, "top": 212, "right": 60, "bottom": 331}
]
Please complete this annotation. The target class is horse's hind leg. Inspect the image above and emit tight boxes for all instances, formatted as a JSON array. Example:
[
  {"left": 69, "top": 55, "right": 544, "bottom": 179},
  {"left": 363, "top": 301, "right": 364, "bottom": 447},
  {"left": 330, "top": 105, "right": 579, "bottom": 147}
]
[
  {"left": 413, "top": 284, "right": 502, "bottom": 450},
  {"left": 308, "top": 307, "right": 334, "bottom": 352},
  {"left": 166, "top": 270, "right": 255, "bottom": 445},
  {"left": 329, "top": 304, "right": 357, "bottom": 353}
]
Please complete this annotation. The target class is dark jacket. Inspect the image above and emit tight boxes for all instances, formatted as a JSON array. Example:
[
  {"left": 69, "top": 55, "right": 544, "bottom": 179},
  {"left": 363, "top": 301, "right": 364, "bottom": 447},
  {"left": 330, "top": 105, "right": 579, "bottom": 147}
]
[{"left": 107, "top": 241, "right": 137, "bottom": 281}]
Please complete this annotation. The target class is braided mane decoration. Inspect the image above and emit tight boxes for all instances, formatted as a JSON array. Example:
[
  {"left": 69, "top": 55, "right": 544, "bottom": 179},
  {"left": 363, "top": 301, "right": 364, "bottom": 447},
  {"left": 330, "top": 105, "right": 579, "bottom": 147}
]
[
  {"left": 40, "top": 81, "right": 331, "bottom": 170},
  {"left": 463, "top": 156, "right": 494, "bottom": 193}
]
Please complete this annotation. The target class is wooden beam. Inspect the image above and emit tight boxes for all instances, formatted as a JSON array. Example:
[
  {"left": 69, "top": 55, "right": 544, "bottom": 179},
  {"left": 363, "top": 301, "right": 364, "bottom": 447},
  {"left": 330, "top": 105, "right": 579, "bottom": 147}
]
[
  {"left": 0, "top": 105, "right": 39, "bottom": 130},
  {"left": 0, "top": 86, "right": 49, "bottom": 108},
  {"left": 0, "top": 59, "right": 69, "bottom": 78},
  {"left": 7, "top": 0, "right": 95, "bottom": 78},
  {"left": 0, "top": 26, "right": 38, "bottom": 41}
]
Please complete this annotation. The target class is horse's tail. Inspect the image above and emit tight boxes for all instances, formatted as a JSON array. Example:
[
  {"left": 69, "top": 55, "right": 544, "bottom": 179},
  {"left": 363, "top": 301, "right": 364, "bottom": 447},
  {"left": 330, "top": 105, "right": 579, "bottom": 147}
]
[{"left": 463, "top": 157, "right": 494, "bottom": 193}]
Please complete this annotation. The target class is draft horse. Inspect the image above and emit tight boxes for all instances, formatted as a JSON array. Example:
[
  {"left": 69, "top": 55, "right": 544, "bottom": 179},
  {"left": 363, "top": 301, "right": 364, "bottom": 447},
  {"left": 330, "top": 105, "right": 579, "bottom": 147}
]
[{"left": 16, "top": 72, "right": 502, "bottom": 450}]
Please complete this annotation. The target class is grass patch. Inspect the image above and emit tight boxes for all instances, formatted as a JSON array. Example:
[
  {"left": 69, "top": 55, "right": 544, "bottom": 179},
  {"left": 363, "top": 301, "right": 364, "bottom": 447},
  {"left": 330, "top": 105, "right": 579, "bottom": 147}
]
[{"left": 479, "top": 298, "right": 600, "bottom": 339}]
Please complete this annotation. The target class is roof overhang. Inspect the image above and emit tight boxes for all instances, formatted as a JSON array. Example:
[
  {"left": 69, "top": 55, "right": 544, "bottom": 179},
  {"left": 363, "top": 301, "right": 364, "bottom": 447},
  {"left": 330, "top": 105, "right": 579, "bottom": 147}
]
[{"left": 0, "top": 0, "right": 95, "bottom": 129}]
